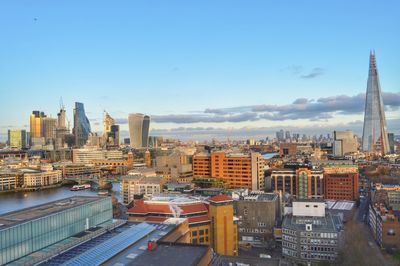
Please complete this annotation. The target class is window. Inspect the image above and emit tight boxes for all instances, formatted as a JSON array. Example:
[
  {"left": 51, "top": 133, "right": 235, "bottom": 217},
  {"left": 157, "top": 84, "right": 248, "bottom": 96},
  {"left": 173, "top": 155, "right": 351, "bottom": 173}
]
[
  {"left": 199, "top": 229, "right": 204, "bottom": 235},
  {"left": 192, "top": 230, "right": 197, "bottom": 237},
  {"left": 199, "top": 237, "right": 205, "bottom": 243},
  {"left": 192, "top": 238, "right": 198, "bottom": 244}
]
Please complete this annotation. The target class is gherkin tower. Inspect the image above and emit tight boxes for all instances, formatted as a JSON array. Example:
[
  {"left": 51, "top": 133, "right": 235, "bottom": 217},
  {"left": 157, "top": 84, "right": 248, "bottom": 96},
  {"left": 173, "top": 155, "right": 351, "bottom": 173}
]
[{"left": 361, "top": 51, "right": 390, "bottom": 154}]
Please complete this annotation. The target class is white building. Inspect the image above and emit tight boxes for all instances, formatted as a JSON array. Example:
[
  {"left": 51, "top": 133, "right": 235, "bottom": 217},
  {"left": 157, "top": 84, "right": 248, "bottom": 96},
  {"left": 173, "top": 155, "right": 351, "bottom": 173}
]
[{"left": 121, "top": 175, "right": 163, "bottom": 204}]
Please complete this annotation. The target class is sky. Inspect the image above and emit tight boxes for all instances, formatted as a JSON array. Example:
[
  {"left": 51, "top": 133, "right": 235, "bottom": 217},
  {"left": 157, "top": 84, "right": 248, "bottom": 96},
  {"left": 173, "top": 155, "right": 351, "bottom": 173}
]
[{"left": 0, "top": 1, "right": 399, "bottom": 141}]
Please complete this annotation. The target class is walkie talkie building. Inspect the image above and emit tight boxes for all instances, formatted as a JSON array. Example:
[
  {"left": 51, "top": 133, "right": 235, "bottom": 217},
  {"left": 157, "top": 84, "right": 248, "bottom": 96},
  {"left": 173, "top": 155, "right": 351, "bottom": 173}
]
[{"left": 361, "top": 51, "right": 390, "bottom": 154}]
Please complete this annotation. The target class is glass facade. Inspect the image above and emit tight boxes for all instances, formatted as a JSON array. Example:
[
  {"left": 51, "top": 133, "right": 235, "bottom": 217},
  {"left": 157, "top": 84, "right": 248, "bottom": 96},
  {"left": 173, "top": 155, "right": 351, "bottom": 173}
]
[
  {"left": 0, "top": 197, "right": 112, "bottom": 265},
  {"left": 362, "top": 51, "right": 390, "bottom": 154},
  {"left": 73, "top": 102, "right": 91, "bottom": 147},
  {"left": 142, "top": 115, "right": 150, "bottom": 148}
]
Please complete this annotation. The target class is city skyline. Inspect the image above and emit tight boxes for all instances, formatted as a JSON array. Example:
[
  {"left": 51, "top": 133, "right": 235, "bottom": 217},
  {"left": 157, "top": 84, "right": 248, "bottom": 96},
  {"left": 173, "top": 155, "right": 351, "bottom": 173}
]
[{"left": 0, "top": 1, "right": 399, "bottom": 141}]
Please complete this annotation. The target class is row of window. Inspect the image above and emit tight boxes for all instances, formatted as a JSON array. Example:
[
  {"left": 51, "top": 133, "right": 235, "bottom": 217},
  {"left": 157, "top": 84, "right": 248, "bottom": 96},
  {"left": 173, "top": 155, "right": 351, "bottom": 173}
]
[
  {"left": 300, "top": 232, "right": 337, "bottom": 238},
  {"left": 191, "top": 229, "right": 209, "bottom": 237},
  {"left": 192, "top": 236, "right": 209, "bottom": 244}
]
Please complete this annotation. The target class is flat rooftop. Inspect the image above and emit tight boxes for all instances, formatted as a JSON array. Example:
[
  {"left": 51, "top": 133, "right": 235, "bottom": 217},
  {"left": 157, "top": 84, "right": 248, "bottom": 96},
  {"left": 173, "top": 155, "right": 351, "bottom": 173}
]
[
  {"left": 0, "top": 196, "right": 103, "bottom": 229},
  {"left": 39, "top": 221, "right": 179, "bottom": 266},
  {"left": 128, "top": 243, "right": 209, "bottom": 266},
  {"left": 243, "top": 193, "right": 278, "bottom": 202}
]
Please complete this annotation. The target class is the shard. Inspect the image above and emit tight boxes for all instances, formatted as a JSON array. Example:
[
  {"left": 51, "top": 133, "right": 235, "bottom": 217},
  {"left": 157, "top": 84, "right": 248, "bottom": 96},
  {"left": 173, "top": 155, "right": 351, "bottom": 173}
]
[{"left": 361, "top": 51, "right": 390, "bottom": 154}]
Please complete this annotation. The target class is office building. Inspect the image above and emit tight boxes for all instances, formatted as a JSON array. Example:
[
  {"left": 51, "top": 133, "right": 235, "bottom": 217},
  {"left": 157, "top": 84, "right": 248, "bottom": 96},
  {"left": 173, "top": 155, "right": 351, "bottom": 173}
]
[
  {"left": 323, "top": 165, "right": 359, "bottom": 201},
  {"left": 156, "top": 151, "right": 193, "bottom": 182},
  {"left": 72, "top": 148, "right": 123, "bottom": 164},
  {"left": 59, "top": 164, "right": 101, "bottom": 180},
  {"left": 21, "top": 167, "right": 62, "bottom": 188},
  {"left": 103, "top": 111, "right": 118, "bottom": 145},
  {"left": 388, "top": 133, "right": 395, "bottom": 154},
  {"left": 193, "top": 152, "right": 212, "bottom": 177},
  {"left": 73, "top": 102, "right": 91, "bottom": 147},
  {"left": 128, "top": 113, "right": 150, "bottom": 148},
  {"left": 271, "top": 167, "right": 324, "bottom": 199},
  {"left": 280, "top": 143, "right": 297, "bottom": 157},
  {"left": 142, "top": 115, "right": 150, "bottom": 147},
  {"left": 109, "top": 124, "right": 120, "bottom": 145},
  {"left": 235, "top": 192, "right": 280, "bottom": 247},
  {"left": 192, "top": 151, "right": 264, "bottom": 191},
  {"left": 208, "top": 194, "right": 238, "bottom": 256},
  {"left": 362, "top": 51, "right": 390, "bottom": 154},
  {"left": 0, "top": 196, "right": 112, "bottom": 265},
  {"left": 7, "top": 129, "right": 27, "bottom": 149},
  {"left": 121, "top": 175, "right": 164, "bottom": 204},
  {"left": 29, "top": 111, "right": 46, "bottom": 141},
  {"left": 42, "top": 117, "right": 57, "bottom": 141},
  {"left": 103, "top": 111, "right": 114, "bottom": 136},
  {"left": 369, "top": 191, "right": 400, "bottom": 249},
  {"left": 333, "top": 130, "right": 358, "bottom": 156},
  {"left": 282, "top": 201, "right": 344, "bottom": 265},
  {"left": 276, "top": 129, "right": 285, "bottom": 141}
]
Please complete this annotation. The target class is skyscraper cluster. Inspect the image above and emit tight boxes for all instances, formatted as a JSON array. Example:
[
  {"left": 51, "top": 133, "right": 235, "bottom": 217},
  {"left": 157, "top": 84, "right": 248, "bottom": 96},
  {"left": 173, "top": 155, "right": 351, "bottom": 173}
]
[{"left": 128, "top": 113, "right": 150, "bottom": 148}]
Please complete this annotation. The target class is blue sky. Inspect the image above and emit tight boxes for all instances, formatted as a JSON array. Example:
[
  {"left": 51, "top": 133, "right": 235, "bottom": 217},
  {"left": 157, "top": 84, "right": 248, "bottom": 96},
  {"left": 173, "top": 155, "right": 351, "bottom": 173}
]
[{"left": 0, "top": 1, "right": 399, "bottom": 140}]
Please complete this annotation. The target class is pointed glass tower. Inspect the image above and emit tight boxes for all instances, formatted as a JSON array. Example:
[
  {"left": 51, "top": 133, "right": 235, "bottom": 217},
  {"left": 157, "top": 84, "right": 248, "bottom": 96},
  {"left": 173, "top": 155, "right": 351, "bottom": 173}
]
[{"left": 362, "top": 51, "right": 390, "bottom": 154}]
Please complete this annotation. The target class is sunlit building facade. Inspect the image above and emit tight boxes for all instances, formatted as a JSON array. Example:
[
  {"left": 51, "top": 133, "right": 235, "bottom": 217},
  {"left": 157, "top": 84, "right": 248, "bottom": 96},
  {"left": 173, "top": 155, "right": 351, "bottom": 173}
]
[
  {"left": 128, "top": 113, "right": 150, "bottom": 148},
  {"left": 7, "top": 129, "right": 27, "bottom": 149}
]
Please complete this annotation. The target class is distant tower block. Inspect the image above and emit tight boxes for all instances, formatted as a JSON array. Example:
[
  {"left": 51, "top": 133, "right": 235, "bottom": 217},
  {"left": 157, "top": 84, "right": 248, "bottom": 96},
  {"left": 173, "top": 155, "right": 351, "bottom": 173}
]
[
  {"left": 361, "top": 51, "right": 390, "bottom": 155},
  {"left": 144, "top": 150, "right": 151, "bottom": 167}
]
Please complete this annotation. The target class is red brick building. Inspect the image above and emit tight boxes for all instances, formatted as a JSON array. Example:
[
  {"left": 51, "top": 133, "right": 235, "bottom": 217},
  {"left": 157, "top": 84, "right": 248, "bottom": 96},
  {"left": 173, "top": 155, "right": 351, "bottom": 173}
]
[{"left": 323, "top": 165, "right": 359, "bottom": 201}]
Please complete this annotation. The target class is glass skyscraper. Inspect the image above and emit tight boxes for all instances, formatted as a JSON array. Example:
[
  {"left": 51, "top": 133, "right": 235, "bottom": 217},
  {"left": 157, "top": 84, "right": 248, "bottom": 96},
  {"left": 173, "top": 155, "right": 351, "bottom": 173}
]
[
  {"left": 361, "top": 51, "right": 390, "bottom": 154},
  {"left": 142, "top": 115, "right": 150, "bottom": 148},
  {"left": 128, "top": 113, "right": 150, "bottom": 148},
  {"left": 73, "top": 102, "right": 91, "bottom": 147}
]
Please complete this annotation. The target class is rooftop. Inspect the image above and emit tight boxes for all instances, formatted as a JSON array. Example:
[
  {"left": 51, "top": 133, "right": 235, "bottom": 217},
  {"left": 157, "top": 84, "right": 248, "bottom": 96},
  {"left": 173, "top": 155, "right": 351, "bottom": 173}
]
[
  {"left": 127, "top": 243, "right": 209, "bottom": 266},
  {"left": 282, "top": 212, "right": 343, "bottom": 233},
  {"left": 243, "top": 193, "right": 278, "bottom": 202},
  {"left": 208, "top": 194, "right": 233, "bottom": 203},
  {"left": 0, "top": 196, "right": 102, "bottom": 229}
]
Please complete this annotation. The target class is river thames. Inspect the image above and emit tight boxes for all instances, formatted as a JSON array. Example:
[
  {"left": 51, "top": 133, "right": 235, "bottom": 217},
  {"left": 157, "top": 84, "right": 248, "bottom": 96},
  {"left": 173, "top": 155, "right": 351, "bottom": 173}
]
[{"left": 0, "top": 182, "right": 122, "bottom": 215}]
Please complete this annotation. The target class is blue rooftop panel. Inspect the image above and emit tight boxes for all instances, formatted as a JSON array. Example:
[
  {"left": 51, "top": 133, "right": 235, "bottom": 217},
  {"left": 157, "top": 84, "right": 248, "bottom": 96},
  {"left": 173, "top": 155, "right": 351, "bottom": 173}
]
[{"left": 63, "top": 223, "right": 156, "bottom": 266}]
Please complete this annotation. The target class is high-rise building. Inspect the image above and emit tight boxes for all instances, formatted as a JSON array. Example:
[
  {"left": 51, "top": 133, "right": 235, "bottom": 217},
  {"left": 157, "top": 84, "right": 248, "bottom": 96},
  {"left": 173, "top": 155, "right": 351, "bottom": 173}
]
[
  {"left": 7, "top": 129, "right": 27, "bottom": 149},
  {"left": 192, "top": 151, "right": 264, "bottom": 191},
  {"left": 103, "top": 111, "right": 115, "bottom": 142},
  {"left": 142, "top": 115, "right": 150, "bottom": 148},
  {"left": 55, "top": 105, "right": 69, "bottom": 149},
  {"left": 285, "top": 130, "right": 291, "bottom": 141},
  {"left": 29, "top": 111, "right": 46, "bottom": 140},
  {"left": 333, "top": 130, "right": 358, "bottom": 156},
  {"left": 387, "top": 133, "right": 395, "bottom": 154},
  {"left": 73, "top": 102, "right": 91, "bottom": 147},
  {"left": 276, "top": 129, "right": 285, "bottom": 141},
  {"left": 128, "top": 113, "right": 150, "bottom": 148},
  {"left": 57, "top": 107, "right": 66, "bottom": 129},
  {"left": 42, "top": 117, "right": 57, "bottom": 141},
  {"left": 362, "top": 51, "right": 390, "bottom": 155},
  {"left": 109, "top": 125, "right": 120, "bottom": 145}
]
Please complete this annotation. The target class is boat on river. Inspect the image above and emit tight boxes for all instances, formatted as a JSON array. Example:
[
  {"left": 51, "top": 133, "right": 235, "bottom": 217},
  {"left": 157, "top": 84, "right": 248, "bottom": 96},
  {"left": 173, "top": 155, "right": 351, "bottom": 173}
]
[{"left": 70, "top": 184, "right": 91, "bottom": 191}]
